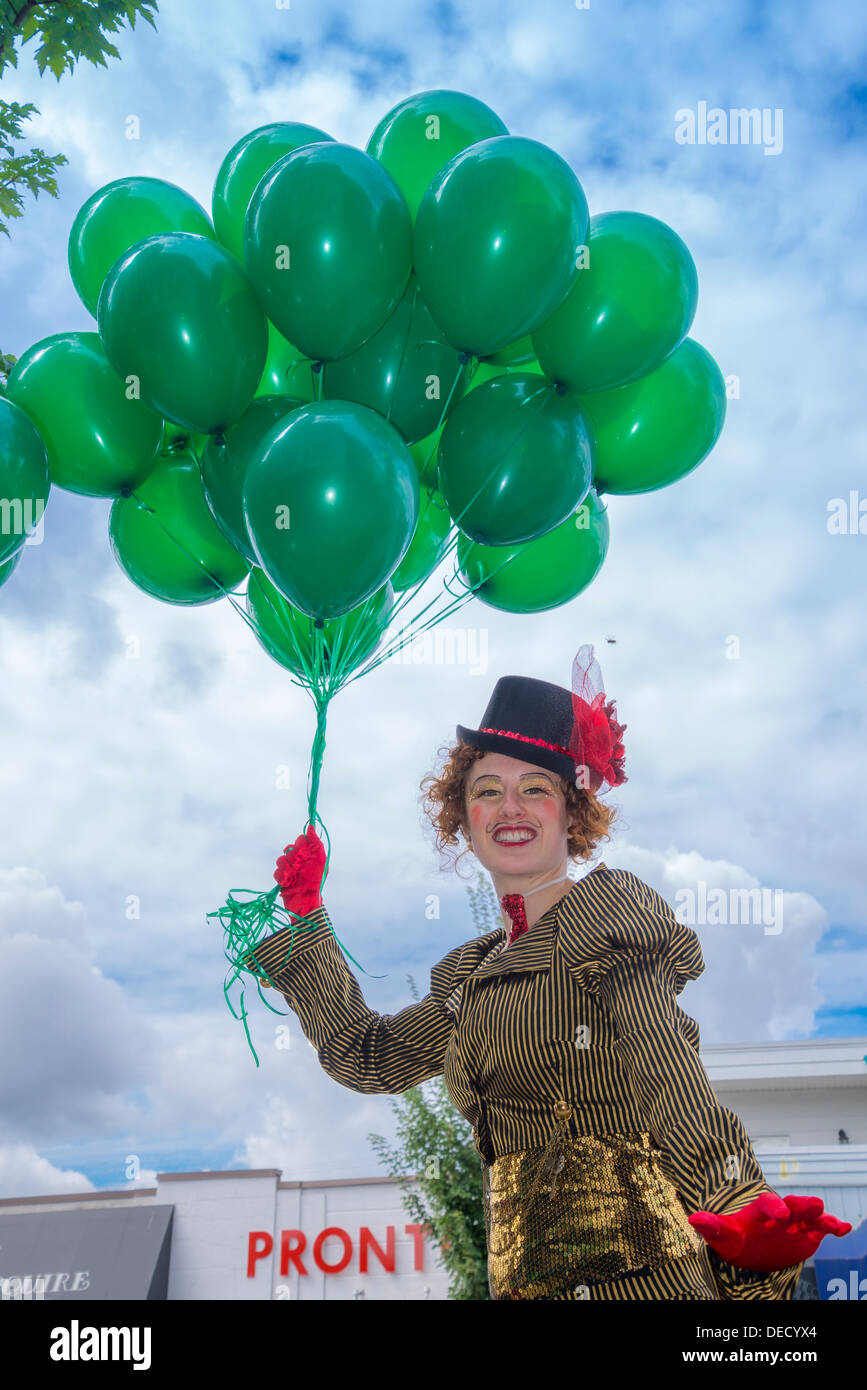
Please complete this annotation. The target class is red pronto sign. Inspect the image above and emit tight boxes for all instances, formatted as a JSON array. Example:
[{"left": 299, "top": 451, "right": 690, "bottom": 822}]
[{"left": 247, "top": 1225, "right": 431, "bottom": 1277}]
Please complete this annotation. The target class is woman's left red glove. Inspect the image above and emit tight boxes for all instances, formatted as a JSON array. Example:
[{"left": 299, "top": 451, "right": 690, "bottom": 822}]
[
  {"left": 273, "top": 825, "right": 327, "bottom": 918},
  {"left": 688, "top": 1192, "right": 852, "bottom": 1272}
]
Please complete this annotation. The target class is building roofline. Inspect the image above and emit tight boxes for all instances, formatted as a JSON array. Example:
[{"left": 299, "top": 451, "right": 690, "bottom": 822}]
[
  {"left": 155, "top": 1169, "right": 282, "bottom": 1182},
  {"left": 699, "top": 1038, "right": 867, "bottom": 1089},
  {"left": 277, "top": 1175, "right": 416, "bottom": 1189},
  {"left": 0, "top": 1172, "right": 421, "bottom": 1208},
  {"left": 0, "top": 1188, "right": 158, "bottom": 1207},
  {"left": 701, "top": 1038, "right": 867, "bottom": 1053}
]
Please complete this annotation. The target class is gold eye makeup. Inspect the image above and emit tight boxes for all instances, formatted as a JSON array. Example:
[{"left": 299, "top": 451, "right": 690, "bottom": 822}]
[{"left": 469, "top": 776, "right": 555, "bottom": 800}]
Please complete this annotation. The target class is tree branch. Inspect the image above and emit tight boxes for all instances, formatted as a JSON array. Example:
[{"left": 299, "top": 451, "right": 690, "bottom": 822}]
[{"left": 0, "top": 2, "right": 70, "bottom": 70}]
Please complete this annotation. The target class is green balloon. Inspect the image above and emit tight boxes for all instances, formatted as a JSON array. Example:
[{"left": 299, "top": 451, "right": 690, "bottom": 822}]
[
  {"left": 109, "top": 452, "right": 250, "bottom": 605},
  {"left": 213, "top": 122, "right": 335, "bottom": 261},
  {"left": 0, "top": 541, "right": 23, "bottom": 590},
  {"left": 200, "top": 395, "right": 304, "bottom": 564},
  {"left": 98, "top": 232, "right": 269, "bottom": 434},
  {"left": 322, "top": 277, "right": 466, "bottom": 444},
  {"left": 464, "top": 358, "right": 545, "bottom": 394},
  {"left": 366, "top": 89, "right": 507, "bottom": 220},
  {"left": 390, "top": 488, "right": 452, "bottom": 592},
  {"left": 68, "top": 176, "right": 216, "bottom": 319},
  {"left": 457, "top": 489, "right": 609, "bottom": 613},
  {"left": 161, "top": 420, "right": 208, "bottom": 458},
  {"left": 584, "top": 338, "right": 726, "bottom": 494},
  {"left": 409, "top": 426, "right": 443, "bottom": 489},
  {"left": 533, "top": 211, "right": 699, "bottom": 393},
  {"left": 486, "top": 334, "right": 537, "bottom": 367},
  {"left": 247, "top": 566, "right": 393, "bottom": 677},
  {"left": 410, "top": 355, "right": 546, "bottom": 481},
  {"left": 414, "top": 136, "right": 589, "bottom": 356},
  {"left": 6, "top": 332, "right": 162, "bottom": 498},
  {"left": 438, "top": 372, "right": 593, "bottom": 545},
  {"left": 0, "top": 395, "right": 50, "bottom": 564},
  {"left": 255, "top": 321, "right": 317, "bottom": 403},
  {"left": 243, "top": 399, "right": 419, "bottom": 621},
  {"left": 244, "top": 143, "right": 412, "bottom": 361}
]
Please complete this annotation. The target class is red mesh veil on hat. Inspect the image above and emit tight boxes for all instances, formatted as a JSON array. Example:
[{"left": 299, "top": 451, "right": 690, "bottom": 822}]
[{"left": 568, "top": 644, "right": 628, "bottom": 794}]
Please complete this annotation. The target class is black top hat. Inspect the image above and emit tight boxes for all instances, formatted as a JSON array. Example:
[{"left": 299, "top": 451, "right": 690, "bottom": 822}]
[{"left": 456, "top": 675, "right": 579, "bottom": 784}]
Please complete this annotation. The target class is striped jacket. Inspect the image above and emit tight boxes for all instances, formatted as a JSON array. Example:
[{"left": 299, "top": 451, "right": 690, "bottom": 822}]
[{"left": 248, "top": 861, "right": 803, "bottom": 1300}]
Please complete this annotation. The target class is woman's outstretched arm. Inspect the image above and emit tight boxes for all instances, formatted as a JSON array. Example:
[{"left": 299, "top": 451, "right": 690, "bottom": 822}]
[{"left": 244, "top": 905, "right": 458, "bottom": 1095}]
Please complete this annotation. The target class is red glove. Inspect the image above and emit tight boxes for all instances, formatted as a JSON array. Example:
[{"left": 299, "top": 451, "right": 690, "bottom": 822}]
[
  {"left": 689, "top": 1191, "right": 852, "bottom": 1272},
  {"left": 273, "top": 825, "right": 327, "bottom": 918}
]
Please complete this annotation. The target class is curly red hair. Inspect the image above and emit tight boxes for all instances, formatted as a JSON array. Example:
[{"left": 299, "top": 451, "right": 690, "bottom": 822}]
[{"left": 419, "top": 740, "right": 618, "bottom": 878}]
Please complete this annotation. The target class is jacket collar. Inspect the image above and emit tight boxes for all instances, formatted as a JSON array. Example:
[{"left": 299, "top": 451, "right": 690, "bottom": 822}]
[{"left": 462, "top": 865, "right": 607, "bottom": 983}]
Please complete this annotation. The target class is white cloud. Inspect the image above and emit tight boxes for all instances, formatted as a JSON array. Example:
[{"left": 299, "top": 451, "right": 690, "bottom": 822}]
[
  {"left": 0, "top": 868, "right": 153, "bottom": 1140},
  {"left": 0, "top": 1144, "right": 95, "bottom": 1198},
  {"left": 604, "top": 846, "right": 827, "bottom": 1043}
]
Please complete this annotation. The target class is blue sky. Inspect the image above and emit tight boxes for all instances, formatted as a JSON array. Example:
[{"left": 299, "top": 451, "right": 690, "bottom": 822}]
[{"left": 0, "top": 0, "right": 865, "bottom": 1196}]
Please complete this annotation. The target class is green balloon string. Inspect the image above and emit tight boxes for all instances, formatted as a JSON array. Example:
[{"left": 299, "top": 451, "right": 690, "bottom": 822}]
[{"left": 205, "top": 679, "right": 386, "bottom": 1069}]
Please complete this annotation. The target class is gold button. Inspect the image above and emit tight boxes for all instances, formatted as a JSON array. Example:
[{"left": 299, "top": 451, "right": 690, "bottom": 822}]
[
  {"left": 553, "top": 1100, "right": 572, "bottom": 1118},
  {"left": 257, "top": 976, "right": 272, "bottom": 989}
]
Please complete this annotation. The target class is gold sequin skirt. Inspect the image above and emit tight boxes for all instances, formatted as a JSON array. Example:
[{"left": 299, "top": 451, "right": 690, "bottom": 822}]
[{"left": 482, "top": 1130, "right": 712, "bottom": 1300}]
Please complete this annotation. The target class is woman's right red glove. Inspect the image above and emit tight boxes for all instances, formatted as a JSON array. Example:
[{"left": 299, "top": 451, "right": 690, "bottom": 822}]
[{"left": 273, "top": 825, "right": 327, "bottom": 918}]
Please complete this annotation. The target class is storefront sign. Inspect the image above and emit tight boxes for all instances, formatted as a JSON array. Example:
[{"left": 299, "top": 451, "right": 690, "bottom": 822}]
[{"left": 247, "top": 1225, "right": 431, "bottom": 1277}]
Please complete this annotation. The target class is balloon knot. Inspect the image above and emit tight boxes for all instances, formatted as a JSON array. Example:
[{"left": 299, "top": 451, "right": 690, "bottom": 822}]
[
  {"left": 311, "top": 361, "right": 323, "bottom": 374},
  {"left": 119, "top": 484, "right": 133, "bottom": 498},
  {"left": 555, "top": 382, "right": 567, "bottom": 396},
  {"left": 458, "top": 352, "right": 471, "bottom": 365},
  {"left": 314, "top": 617, "right": 324, "bottom": 629}
]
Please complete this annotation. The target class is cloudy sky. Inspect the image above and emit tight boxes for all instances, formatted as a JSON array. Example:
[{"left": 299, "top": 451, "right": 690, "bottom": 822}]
[{"left": 0, "top": 0, "right": 865, "bottom": 1198}]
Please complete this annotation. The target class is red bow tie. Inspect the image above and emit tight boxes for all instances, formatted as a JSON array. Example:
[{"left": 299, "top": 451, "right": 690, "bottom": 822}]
[{"left": 500, "top": 894, "right": 530, "bottom": 947}]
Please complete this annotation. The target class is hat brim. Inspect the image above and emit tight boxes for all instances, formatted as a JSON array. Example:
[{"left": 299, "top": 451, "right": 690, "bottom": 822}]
[{"left": 455, "top": 725, "right": 577, "bottom": 784}]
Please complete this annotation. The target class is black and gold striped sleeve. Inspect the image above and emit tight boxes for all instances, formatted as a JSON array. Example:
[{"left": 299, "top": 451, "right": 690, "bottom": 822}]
[
  {"left": 243, "top": 905, "right": 458, "bottom": 1095},
  {"left": 699, "top": 1185, "right": 804, "bottom": 1301},
  {"left": 560, "top": 869, "right": 803, "bottom": 1300}
]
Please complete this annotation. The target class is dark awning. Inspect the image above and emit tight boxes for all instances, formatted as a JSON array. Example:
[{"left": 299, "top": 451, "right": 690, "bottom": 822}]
[{"left": 0, "top": 1204, "right": 173, "bottom": 1300}]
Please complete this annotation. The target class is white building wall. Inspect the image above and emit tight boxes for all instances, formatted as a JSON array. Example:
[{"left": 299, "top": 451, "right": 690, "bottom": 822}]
[
  {"left": 716, "top": 1087, "right": 866, "bottom": 1146},
  {"left": 148, "top": 1173, "right": 451, "bottom": 1300},
  {"left": 162, "top": 1173, "right": 279, "bottom": 1302}
]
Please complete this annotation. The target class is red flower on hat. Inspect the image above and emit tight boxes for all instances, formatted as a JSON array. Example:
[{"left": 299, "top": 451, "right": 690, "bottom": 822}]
[{"left": 568, "top": 646, "right": 627, "bottom": 790}]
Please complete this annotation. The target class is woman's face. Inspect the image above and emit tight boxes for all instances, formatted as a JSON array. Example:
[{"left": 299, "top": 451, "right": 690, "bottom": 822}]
[{"left": 462, "top": 751, "right": 569, "bottom": 877}]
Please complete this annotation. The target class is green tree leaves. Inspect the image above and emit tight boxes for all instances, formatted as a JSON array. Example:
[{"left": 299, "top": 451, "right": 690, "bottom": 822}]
[
  {"left": 0, "top": 1, "right": 159, "bottom": 239},
  {"left": 368, "top": 1069, "right": 491, "bottom": 1300}
]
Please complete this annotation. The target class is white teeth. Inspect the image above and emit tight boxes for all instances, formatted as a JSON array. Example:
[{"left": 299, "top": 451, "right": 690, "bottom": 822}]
[{"left": 493, "top": 829, "right": 535, "bottom": 843}]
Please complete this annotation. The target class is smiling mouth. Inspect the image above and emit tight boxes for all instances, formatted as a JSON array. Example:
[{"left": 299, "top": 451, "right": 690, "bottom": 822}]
[{"left": 492, "top": 827, "right": 537, "bottom": 844}]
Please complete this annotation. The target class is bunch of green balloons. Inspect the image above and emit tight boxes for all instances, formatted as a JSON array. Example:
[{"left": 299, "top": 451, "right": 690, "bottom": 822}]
[{"left": 1, "top": 88, "right": 727, "bottom": 652}]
